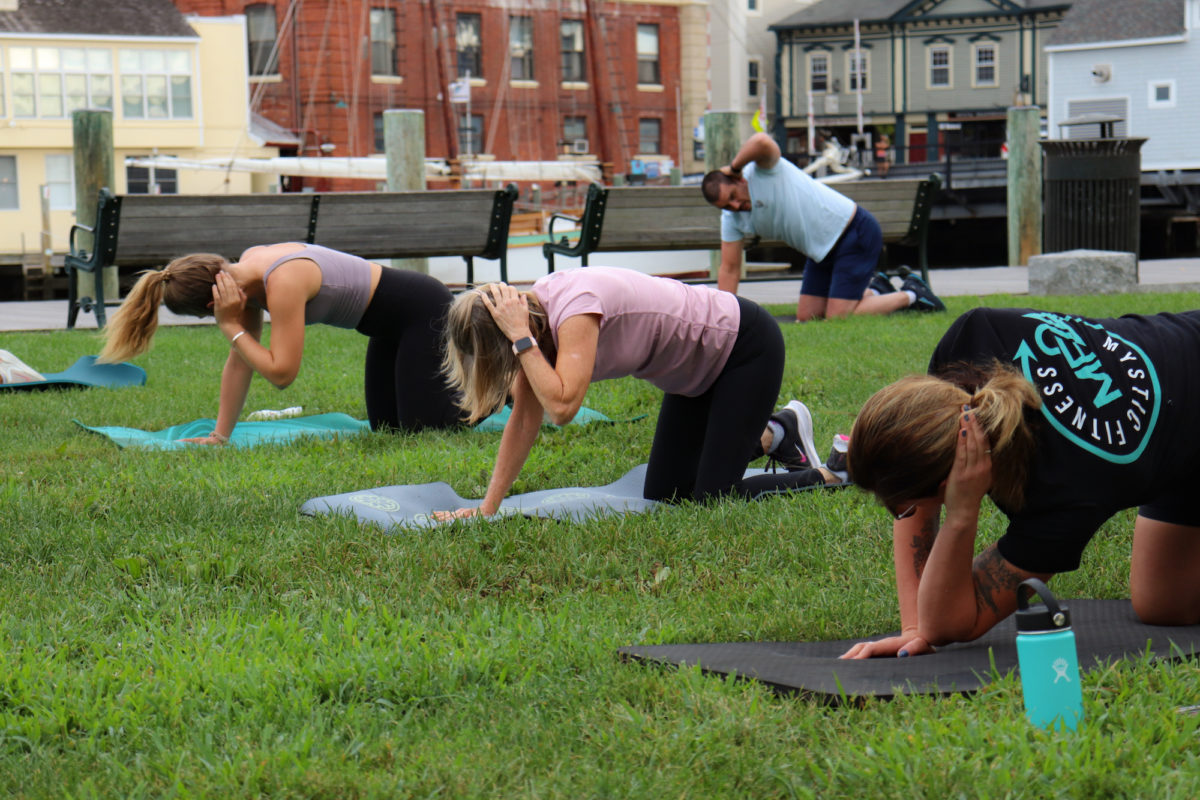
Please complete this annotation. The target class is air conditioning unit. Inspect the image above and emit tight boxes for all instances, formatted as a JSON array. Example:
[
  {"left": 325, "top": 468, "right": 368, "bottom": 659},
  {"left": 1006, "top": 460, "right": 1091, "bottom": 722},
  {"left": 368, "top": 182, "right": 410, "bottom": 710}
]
[{"left": 571, "top": 139, "right": 590, "bottom": 154}]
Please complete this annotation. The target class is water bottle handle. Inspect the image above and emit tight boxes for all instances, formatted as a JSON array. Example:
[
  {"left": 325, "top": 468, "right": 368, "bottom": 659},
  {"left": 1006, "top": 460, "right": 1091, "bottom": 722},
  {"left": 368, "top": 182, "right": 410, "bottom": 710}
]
[{"left": 1017, "top": 577, "right": 1062, "bottom": 614}]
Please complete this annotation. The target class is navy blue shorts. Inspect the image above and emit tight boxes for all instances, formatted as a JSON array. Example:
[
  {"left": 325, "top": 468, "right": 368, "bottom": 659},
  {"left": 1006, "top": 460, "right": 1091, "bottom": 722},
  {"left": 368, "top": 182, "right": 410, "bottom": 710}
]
[{"left": 799, "top": 207, "right": 883, "bottom": 301}]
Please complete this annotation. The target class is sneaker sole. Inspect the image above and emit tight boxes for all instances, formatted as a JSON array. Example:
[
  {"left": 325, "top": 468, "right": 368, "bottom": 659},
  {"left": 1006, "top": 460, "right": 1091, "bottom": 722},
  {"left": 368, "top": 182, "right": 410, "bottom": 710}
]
[{"left": 783, "top": 400, "right": 821, "bottom": 469}]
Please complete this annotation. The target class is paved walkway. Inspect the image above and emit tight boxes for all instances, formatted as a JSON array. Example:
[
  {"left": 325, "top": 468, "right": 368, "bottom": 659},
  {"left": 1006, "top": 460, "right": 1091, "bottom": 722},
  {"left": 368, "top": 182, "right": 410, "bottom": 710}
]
[{"left": 4, "top": 258, "right": 1200, "bottom": 333}]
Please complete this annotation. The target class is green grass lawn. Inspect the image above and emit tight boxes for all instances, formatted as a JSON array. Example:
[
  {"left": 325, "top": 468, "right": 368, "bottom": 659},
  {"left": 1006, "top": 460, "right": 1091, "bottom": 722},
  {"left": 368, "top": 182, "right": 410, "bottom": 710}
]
[{"left": 3, "top": 291, "right": 1200, "bottom": 798}]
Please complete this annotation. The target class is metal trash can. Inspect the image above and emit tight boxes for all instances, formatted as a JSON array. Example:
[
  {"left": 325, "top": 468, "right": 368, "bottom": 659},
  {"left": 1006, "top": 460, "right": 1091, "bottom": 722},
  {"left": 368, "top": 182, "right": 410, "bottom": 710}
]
[{"left": 1040, "top": 137, "right": 1145, "bottom": 254}]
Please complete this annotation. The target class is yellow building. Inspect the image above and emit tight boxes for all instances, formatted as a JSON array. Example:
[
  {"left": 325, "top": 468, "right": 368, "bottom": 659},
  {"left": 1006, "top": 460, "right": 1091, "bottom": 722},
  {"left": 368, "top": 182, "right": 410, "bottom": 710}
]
[{"left": 0, "top": 0, "right": 282, "bottom": 297}]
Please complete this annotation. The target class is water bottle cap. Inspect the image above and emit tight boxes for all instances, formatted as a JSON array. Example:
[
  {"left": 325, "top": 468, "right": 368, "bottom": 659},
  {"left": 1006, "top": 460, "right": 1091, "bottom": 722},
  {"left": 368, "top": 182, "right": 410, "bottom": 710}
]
[{"left": 1014, "top": 577, "right": 1072, "bottom": 632}]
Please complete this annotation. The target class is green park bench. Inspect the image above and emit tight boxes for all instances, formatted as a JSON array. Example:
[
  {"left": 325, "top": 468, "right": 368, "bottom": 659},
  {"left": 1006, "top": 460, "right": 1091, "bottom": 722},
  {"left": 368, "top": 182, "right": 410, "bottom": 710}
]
[
  {"left": 65, "top": 185, "right": 518, "bottom": 329},
  {"left": 541, "top": 175, "right": 942, "bottom": 284}
]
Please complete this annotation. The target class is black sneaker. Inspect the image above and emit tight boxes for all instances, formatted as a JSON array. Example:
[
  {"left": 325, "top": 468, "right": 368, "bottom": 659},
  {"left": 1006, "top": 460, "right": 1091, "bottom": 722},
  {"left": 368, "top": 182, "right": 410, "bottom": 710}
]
[
  {"left": 869, "top": 272, "right": 895, "bottom": 295},
  {"left": 766, "top": 400, "right": 822, "bottom": 473},
  {"left": 901, "top": 274, "right": 946, "bottom": 312}
]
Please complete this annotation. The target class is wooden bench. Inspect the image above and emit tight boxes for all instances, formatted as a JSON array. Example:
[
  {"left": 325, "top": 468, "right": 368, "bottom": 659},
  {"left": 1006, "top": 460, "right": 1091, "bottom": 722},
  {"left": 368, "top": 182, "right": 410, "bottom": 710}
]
[
  {"left": 65, "top": 185, "right": 518, "bottom": 328},
  {"left": 541, "top": 175, "right": 942, "bottom": 284}
]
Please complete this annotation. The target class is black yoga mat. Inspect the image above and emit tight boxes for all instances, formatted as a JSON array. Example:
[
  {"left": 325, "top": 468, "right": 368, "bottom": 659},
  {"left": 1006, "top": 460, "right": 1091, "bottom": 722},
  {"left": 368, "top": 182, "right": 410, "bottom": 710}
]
[{"left": 619, "top": 599, "right": 1200, "bottom": 703}]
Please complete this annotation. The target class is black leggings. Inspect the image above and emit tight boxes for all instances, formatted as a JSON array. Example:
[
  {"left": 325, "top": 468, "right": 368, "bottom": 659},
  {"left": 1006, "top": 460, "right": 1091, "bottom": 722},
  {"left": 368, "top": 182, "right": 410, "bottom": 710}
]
[
  {"left": 643, "top": 297, "right": 826, "bottom": 503},
  {"left": 355, "top": 268, "right": 461, "bottom": 431}
]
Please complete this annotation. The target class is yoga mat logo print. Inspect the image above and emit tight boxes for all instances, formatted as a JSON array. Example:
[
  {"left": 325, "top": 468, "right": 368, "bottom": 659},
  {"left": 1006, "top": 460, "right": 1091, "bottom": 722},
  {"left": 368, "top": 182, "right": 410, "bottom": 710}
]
[
  {"left": 348, "top": 493, "right": 402, "bottom": 513},
  {"left": 1015, "top": 312, "right": 1161, "bottom": 464}
]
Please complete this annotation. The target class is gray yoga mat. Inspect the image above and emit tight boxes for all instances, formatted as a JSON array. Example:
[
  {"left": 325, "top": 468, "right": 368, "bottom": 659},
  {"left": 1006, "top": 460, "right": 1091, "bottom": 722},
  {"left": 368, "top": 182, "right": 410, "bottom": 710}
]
[
  {"left": 301, "top": 464, "right": 841, "bottom": 531},
  {"left": 619, "top": 599, "right": 1200, "bottom": 703},
  {"left": 302, "top": 463, "right": 660, "bottom": 529}
]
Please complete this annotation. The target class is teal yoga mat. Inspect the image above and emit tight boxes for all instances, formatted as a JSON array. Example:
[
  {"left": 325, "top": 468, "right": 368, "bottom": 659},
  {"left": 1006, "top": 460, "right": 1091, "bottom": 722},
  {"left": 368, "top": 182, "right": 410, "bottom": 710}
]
[
  {"left": 76, "top": 406, "right": 631, "bottom": 450},
  {"left": 76, "top": 413, "right": 371, "bottom": 450},
  {"left": 0, "top": 356, "right": 146, "bottom": 391}
]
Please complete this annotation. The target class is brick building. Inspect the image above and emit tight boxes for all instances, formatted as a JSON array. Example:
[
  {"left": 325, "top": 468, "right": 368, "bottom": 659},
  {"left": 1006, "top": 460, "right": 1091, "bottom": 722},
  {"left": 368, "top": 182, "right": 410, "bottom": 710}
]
[{"left": 172, "top": 0, "right": 693, "bottom": 191}]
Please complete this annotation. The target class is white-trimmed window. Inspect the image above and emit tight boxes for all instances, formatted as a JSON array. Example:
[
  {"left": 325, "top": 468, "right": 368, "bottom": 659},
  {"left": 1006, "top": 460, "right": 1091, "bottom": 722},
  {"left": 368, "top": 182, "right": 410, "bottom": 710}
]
[
  {"left": 1149, "top": 80, "right": 1176, "bottom": 109},
  {"left": 510, "top": 15, "right": 534, "bottom": 82},
  {"left": 0, "top": 49, "right": 5, "bottom": 116},
  {"left": 561, "top": 19, "right": 585, "bottom": 83},
  {"left": 747, "top": 0, "right": 759, "bottom": 12},
  {"left": 846, "top": 50, "right": 869, "bottom": 92},
  {"left": 9, "top": 46, "right": 113, "bottom": 118},
  {"left": 126, "top": 159, "right": 178, "bottom": 194},
  {"left": 0, "top": 156, "right": 17, "bottom": 210},
  {"left": 457, "top": 13, "right": 482, "bottom": 78},
  {"left": 459, "top": 111, "right": 483, "bottom": 155},
  {"left": 973, "top": 44, "right": 997, "bottom": 87},
  {"left": 637, "top": 24, "right": 661, "bottom": 85},
  {"left": 809, "top": 52, "right": 829, "bottom": 93},
  {"left": 638, "top": 118, "right": 661, "bottom": 154},
  {"left": 119, "top": 49, "right": 193, "bottom": 119},
  {"left": 748, "top": 58, "right": 761, "bottom": 99},
  {"left": 563, "top": 115, "right": 587, "bottom": 151},
  {"left": 45, "top": 154, "right": 75, "bottom": 209},
  {"left": 928, "top": 45, "right": 951, "bottom": 88},
  {"left": 370, "top": 8, "right": 397, "bottom": 76},
  {"left": 246, "top": 4, "right": 278, "bottom": 76}
]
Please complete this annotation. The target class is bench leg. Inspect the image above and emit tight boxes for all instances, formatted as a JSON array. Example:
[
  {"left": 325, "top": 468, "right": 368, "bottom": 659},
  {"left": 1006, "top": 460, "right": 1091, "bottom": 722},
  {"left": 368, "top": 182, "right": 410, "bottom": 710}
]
[
  {"left": 66, "top": 268, "right": 79, "bottom": 330},
  {"left": 94, "top": 267, "right": 107, "bottom": 327}
]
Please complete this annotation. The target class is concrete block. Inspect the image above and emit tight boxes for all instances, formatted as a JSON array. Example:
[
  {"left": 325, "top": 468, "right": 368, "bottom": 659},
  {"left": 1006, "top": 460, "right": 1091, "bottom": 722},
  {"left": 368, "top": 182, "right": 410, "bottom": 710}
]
[{"left": 1028, "top": 249, "right": 1138, "bottom": 296}]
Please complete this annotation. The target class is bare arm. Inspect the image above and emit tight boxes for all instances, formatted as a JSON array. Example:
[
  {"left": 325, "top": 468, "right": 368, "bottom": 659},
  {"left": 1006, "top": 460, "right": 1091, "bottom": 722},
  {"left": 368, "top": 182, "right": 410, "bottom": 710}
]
[
  {"left": 479, "top": 284, "right": 598, "bottom": 426},
  {"left": 730, "top": 132, "right": 781, "bottom": 172},
  {"left": 212, "top": 264, "right": 313, "bottom": 389},
  {"left": 842, "top": 411, "right": 1048, "bottom": 657},
  {"left": 717, "top": 240, "right": 744, "bottom": 295},
  {"left": 477, "top": 370, "right": 543, "bottom": 516}
]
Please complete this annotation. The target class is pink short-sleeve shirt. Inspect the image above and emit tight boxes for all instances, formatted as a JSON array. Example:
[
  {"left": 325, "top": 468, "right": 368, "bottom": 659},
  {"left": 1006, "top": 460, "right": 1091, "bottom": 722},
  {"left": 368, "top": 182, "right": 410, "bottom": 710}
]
[{"left": 531, "top": 267, "right": 741, "bottom": 397}]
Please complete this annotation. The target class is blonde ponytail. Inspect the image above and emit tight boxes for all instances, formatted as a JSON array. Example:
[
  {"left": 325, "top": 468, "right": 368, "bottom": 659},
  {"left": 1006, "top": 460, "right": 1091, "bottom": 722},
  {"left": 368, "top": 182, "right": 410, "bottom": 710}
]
[
  {"left": 97, "top": 253, "right": 225, "bottom": 363},
  {"left": 97, "top": 269, "right": 169, "bottom": 363},
  {"left": 969, "top": 367, "right": 1040, "bottom": 508}
]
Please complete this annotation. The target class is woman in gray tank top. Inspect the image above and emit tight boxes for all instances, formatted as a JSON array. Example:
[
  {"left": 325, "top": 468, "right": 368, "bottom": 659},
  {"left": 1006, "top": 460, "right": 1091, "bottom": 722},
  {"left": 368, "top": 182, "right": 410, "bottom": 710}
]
[{"left": 99, "top": 242, "right": 461, "bottom": 440}]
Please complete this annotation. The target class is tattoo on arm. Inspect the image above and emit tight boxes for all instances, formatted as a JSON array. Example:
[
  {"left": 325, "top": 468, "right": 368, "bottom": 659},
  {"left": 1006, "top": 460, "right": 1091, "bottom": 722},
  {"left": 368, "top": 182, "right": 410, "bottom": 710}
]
[
  {"left": 910, "top": 517, "right": 937, "bottom": 579},
  {"left": 972, "top": 546, "right": 1027, "bottom": 620}
]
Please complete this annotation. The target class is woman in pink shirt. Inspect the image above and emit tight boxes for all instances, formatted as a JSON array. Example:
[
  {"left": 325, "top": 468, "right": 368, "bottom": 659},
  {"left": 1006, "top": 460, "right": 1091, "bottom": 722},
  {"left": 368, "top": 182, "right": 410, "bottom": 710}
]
[{"left": 436, "top": 266, "right": 844, "bottom": 519}]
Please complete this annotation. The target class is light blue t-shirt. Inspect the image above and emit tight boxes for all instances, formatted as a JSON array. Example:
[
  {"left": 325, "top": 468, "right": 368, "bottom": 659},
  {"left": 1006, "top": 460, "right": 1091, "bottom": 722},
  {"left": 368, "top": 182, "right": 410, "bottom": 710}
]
[{"left": 719, "top": 159, "right": 857, "bottom": 262}]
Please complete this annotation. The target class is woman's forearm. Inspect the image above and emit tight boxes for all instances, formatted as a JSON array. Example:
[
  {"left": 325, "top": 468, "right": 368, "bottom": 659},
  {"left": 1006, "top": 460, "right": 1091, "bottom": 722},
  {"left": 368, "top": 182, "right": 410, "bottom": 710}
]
[
  {"left": 915, "top": 510, "right": 982, "bottom": 644},
  {"left": 479, "top": 376, "right": 543, "bottom": 515},
  {"left": 214, "top": 349, "right": 254, "bottom": 439},
  {"left": 893, "top": 508, "right": 938, "bottom": 634}
]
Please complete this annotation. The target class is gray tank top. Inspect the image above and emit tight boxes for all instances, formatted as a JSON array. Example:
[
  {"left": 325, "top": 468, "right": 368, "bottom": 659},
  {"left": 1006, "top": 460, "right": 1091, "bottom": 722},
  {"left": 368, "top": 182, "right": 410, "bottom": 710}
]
[{"left": 262, "top": 244, "right": 373, "bottom": 329}]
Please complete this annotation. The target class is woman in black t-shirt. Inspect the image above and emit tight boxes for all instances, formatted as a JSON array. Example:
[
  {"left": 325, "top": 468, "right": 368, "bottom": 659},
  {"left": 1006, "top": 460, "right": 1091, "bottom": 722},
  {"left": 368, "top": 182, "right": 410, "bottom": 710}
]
[{"left": 841, "top": 307, "right": 1200, "bottom": 658}]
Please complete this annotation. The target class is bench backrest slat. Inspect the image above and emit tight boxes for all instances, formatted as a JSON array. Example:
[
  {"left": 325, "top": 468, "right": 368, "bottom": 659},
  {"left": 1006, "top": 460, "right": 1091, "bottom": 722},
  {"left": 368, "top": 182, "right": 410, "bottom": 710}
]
[
  {"left": 313, "top": 189, "right": 515, "bottom": 259},
  {"left": 587, "top": 179, "right": 928, "bottom": 252},
  {"left": 111, "top": 194, "right": 317, "bottom": 265}
]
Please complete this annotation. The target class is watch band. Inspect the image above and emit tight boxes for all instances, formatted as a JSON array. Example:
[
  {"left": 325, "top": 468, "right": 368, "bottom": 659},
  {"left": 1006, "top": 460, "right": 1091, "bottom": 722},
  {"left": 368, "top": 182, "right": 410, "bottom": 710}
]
[{"left": 511, "top": 336, "right": 537, "bottom": 355}]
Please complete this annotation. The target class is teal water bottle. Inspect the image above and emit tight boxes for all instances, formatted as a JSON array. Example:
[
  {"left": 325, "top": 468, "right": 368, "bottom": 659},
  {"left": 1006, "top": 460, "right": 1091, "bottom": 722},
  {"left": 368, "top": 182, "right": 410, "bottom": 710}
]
[{"left": 1014, "top": 578, "right": 1083, "bottom": 730}]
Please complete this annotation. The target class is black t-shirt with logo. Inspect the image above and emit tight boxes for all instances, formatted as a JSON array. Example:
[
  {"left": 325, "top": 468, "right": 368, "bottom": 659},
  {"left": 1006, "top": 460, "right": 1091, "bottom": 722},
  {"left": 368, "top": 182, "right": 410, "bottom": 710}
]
[{"left": 929, "top": 307, "right": 1200, "bottom": 573}]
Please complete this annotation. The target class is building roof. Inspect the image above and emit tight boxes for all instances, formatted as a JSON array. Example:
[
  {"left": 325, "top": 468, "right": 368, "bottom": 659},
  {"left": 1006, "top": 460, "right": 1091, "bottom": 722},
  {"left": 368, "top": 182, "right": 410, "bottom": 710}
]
[
  {"left": 1045, "top": 0, "right": 1184, "bottom": 45},
  {"left": 773, "top": 0, "right": 1068, "bottom": 31},
  {"left": 0, "top": 0, "right": 196, "bottom": 38}
]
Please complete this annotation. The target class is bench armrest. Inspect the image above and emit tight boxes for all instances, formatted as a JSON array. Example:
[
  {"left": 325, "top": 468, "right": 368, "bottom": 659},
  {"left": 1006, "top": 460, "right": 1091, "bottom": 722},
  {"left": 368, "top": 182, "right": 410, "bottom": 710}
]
[
  {"left": 546, "top": 211, "right": 583, "bottom": 240},
  {"left": 68, "top": 222, "right": 95, "bottom": 254}
]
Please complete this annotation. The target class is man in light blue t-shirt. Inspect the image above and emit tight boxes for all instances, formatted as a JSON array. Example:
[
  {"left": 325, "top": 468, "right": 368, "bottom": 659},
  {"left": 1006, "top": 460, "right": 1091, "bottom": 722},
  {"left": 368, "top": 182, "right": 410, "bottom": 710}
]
[{"left": 701, "top": 133, "right": 944, "bottom": 321}]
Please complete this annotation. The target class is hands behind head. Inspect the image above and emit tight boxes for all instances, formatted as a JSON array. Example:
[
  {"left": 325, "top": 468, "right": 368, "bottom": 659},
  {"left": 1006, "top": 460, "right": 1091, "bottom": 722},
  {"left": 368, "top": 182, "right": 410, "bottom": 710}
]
[
  {"left": 478, "top": 283, "right": 534, "bottom": 344},
  {"left": 212, "top": 271, "right": 247, "bottom": 334},
  {"left": 943, "top": 406, "right": 992, "bottom": 524}
]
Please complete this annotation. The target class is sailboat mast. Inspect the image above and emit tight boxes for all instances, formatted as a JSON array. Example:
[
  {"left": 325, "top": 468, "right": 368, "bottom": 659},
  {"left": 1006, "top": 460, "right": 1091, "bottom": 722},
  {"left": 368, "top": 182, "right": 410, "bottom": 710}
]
[
  {"left": 584, "top": 0, "right": 614, "bottom": 175},
  {"left": 429, "top": 0, "right": 459, "bottom": 162}
]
